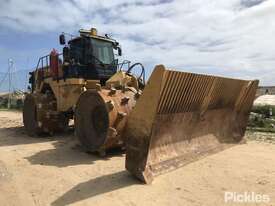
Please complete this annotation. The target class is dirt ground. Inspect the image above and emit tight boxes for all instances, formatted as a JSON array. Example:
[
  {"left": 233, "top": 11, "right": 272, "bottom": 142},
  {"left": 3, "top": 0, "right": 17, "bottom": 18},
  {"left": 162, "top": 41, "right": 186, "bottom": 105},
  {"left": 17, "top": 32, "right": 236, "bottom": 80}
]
[{"left": 0, "top": 111, "right": 274, "bottom": 206}]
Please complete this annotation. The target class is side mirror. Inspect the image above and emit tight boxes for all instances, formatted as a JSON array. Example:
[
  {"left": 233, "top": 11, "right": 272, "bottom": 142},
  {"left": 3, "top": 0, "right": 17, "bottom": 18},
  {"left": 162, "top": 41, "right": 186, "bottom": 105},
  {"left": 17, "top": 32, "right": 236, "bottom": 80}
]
[
  {"left": 59, "top": 34, "right": 66, "bottom": 45},
  {"left": 118, "top": 47, "right": 122, "bottom": 56},
  {"left": 113, "top": 42, "right": 122, "bottom": 56}
]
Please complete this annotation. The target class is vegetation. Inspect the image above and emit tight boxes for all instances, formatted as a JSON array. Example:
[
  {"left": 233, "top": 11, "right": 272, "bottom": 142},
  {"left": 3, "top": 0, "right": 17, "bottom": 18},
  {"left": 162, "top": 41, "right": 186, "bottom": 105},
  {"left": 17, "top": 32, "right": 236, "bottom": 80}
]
[
  {"left": 248, "top": 105, "right": 275, "bottom": 133},
  {"left": 251, "top": 105, "right": 275, "bottom": 118},
  {"left": 0, "top": 92, "right": 24, "bottom": 110}
]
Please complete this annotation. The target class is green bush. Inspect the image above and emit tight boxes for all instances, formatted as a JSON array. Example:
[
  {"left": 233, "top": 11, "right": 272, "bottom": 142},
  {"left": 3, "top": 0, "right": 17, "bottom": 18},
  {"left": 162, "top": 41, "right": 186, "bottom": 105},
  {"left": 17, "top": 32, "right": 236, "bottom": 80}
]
[{"left": 251, "top": 105, "right": 275, "bottom": 118}]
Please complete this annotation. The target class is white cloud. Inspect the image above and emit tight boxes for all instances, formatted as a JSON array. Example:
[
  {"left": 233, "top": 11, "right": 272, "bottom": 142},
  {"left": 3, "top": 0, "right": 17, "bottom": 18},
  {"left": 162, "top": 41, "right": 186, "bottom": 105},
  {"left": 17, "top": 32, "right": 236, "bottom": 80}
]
[{"left": 0, "top": 0, "right": 274, "bottom": 85}]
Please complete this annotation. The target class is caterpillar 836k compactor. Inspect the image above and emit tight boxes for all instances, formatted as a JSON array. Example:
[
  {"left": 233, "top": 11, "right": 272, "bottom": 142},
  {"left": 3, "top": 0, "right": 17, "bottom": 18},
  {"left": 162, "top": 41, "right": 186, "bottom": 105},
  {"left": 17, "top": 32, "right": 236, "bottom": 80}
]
[{"left": 23, "top": 28, "right": 259, "bottom": 183}]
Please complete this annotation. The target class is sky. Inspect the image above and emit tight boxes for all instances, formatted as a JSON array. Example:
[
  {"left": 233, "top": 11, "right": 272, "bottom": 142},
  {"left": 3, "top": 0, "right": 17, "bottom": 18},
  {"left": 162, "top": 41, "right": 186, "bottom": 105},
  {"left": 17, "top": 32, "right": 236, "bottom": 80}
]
[{"left": 0, "top": 0, "right": 274, "bottom": 86}]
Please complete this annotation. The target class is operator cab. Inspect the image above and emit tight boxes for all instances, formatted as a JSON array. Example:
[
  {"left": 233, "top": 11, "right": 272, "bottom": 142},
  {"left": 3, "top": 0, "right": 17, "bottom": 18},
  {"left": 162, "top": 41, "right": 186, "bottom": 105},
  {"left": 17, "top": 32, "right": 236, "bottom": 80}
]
[
  {"left": 30, "top": 28, "right": 144, "bottom": 93},
  {"left": 60, "top": 28, "right": 122, "bottom": 84}
]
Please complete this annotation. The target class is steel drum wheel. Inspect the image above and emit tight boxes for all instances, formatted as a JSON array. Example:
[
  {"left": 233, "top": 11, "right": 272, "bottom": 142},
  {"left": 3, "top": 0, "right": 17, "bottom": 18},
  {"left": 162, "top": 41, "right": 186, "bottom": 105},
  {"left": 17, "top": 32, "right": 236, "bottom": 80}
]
[
  {"left": 23, "top": 94, "right": 43, "bottom": 136},
  {"left": 75, "top": 91, "right": 109, "bottom": 152}
]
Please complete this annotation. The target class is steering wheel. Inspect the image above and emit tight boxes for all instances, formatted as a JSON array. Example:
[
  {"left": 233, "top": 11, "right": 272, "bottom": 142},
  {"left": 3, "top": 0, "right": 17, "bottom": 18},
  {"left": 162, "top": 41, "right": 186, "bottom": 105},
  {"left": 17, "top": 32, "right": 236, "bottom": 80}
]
[{"left": 126, "top": 63, "right": 145, "bottom": 88}]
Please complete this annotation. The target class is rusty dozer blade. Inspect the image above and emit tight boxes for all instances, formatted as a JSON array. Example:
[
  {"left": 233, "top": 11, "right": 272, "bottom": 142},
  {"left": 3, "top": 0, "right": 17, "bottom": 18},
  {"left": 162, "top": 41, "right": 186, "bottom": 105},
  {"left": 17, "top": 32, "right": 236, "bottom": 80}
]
[{"left": 125, "top": 65, "right": 259, "bottom": 184}]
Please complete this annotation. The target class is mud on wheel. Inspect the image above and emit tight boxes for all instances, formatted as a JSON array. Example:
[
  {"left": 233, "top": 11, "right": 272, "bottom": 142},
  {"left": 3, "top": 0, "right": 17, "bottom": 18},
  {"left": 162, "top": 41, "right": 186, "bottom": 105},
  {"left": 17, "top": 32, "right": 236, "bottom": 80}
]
[
  {"left": 23, "top": 93, "right": 69, "bottom": 136},
  {"left": 74, "top": 91, "right": 109, "bottom": 152},
  {"left": 23, "top": 94, "right": 43, "bottom": 136}
]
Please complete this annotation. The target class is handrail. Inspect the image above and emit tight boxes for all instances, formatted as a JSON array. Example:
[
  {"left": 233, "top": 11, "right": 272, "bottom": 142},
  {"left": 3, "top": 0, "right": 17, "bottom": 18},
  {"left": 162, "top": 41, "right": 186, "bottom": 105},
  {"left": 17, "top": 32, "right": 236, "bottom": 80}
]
[{"left": 35, "top": 53, "right": 63, "bottom": 79}]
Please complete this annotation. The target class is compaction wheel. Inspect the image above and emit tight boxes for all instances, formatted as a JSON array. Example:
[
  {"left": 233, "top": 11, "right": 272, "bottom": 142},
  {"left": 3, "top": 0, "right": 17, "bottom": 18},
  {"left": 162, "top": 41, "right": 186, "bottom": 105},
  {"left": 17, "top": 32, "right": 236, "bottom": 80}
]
[
  {"left": 23, "top": 94, "right": 43, "bottom": 136},
  {"left": 23, "top": 93, "right": 69, "bottom": 136},
  {"left": 74, "top": 91, "right": 109, "bottom": 152}
]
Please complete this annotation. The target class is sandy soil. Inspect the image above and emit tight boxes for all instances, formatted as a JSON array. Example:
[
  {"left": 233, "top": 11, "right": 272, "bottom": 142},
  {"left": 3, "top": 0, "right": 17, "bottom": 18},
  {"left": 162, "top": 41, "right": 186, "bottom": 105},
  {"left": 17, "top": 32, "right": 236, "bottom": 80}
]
[{"left": 0, "top": 111, "right": 274, "bottom": 206}]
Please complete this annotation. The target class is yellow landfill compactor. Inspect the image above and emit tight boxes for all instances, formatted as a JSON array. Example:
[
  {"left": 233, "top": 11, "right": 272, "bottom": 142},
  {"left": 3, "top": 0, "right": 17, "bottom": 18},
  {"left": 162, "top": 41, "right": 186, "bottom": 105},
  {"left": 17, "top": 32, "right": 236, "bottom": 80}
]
[{"left": 23, "top": 28, "right": 259, "bottom": 183}]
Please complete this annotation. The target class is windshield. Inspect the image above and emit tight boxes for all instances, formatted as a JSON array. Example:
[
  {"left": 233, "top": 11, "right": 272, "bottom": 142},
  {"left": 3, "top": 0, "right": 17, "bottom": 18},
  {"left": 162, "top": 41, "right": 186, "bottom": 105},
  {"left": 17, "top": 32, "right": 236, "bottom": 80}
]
[{"left": 91, "top": 38, "right": 114, "bottom": 64}]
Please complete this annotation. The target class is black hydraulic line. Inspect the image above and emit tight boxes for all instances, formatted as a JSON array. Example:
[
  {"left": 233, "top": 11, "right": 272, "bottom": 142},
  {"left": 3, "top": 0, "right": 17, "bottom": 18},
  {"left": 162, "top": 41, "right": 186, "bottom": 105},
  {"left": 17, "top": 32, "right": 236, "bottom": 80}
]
[{"left": 126, "top": 62, "right": 145, "bottom": 84}]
